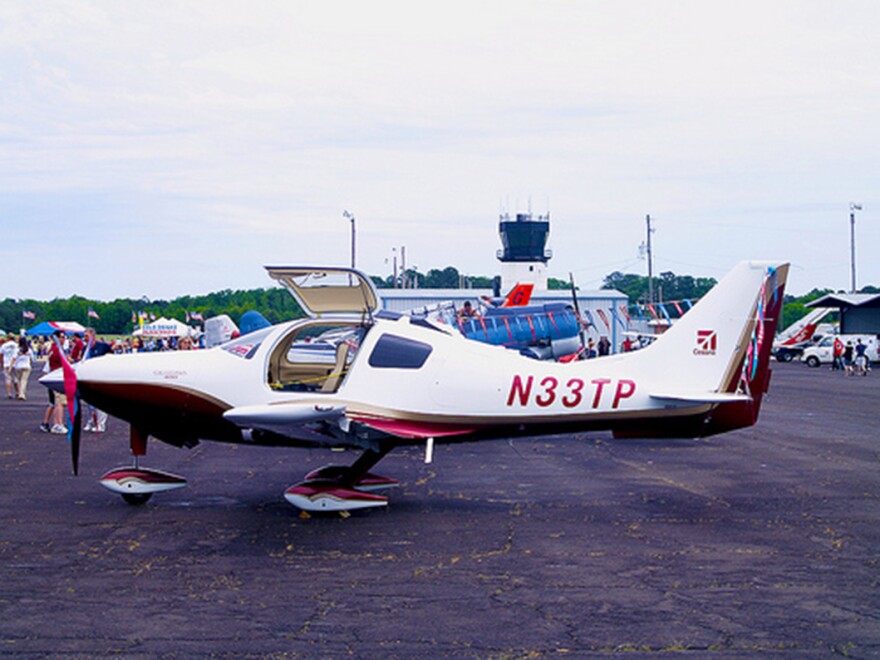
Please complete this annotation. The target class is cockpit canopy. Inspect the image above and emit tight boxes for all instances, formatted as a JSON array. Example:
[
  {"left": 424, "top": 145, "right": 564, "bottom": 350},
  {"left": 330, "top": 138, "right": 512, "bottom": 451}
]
[{"left": 266, "top": 266, "right": 378, "bottom": 318}]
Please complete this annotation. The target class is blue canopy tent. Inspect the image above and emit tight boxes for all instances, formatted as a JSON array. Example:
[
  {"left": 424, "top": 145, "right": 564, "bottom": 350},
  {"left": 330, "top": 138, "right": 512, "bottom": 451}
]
[{"left": 25, "top": 321, "right": 86, "bottom": 337}]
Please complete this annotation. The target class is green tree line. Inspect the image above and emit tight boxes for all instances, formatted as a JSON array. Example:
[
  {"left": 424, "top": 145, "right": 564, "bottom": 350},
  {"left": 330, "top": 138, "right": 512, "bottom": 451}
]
[
  {"left": 1, "top": 288, "right": 302, "bottom": 336},
  {"left": 3, "top": 266, "right": 872, "bottom": 335},
  {"left": 372, "top": 266, "right": 572, "bottom": 290},
  {"left": 602, "top": 270, "right": 718, "bottom": 304},
  {"left": 602, "top": 270, "right": 861, "bottom": 328}
]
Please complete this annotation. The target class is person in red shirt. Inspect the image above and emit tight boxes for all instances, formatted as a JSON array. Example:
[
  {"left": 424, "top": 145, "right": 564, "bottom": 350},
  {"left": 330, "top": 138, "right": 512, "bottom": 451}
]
[
  {"left": 69, "top": 333, "right": 85, "bottom": 362},
  {"left": 43, "top": 330, "right": 68, "bottom": 434},
  {"left": 832, "top": 337, "right": 844, "bottom": 371}
]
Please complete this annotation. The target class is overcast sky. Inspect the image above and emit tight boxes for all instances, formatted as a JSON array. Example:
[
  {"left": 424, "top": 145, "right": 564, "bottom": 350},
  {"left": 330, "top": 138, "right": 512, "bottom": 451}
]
[{"left": 2, "top": 1, "right": 878, "bottom": 301}]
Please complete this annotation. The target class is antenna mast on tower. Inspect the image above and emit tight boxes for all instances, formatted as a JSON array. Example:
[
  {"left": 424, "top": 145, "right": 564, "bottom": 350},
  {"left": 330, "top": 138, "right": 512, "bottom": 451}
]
[{"left": 646, "top": 214, "right": 655, "bottom": 305}]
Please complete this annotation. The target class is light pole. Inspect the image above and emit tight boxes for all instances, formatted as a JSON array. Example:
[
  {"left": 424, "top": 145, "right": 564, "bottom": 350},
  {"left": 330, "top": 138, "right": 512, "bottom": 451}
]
[
  {"left": 849, "top": 203, "right": 861, "bottom": 293},
  {"left": 643, "top": 214, "right": 655, "bottom": 304},
  {"left": 343, "top": 210, "right": 356, "bottom": 270}
]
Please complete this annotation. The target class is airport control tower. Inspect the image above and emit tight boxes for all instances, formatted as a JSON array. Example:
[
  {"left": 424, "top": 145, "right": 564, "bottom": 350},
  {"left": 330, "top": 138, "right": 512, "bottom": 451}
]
[{"left": 497, "top": 211, "right": 552, "bottom": 290}]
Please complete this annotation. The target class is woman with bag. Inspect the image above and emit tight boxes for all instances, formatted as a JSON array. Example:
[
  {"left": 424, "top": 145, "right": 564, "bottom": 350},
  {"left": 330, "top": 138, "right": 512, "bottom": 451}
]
[{"left": 13, "top": 337, "right": 34, "bottom": 400}]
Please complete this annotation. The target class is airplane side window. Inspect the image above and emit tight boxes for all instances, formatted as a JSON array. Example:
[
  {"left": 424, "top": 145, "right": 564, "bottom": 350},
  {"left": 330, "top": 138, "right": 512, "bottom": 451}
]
[{"left": 368, "top": 334, "right": 432, "bottom": 369}]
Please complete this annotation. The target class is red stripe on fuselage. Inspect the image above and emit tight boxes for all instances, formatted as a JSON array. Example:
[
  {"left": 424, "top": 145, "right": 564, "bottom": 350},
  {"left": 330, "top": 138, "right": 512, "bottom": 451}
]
[
  {"left": 349, "top": 415, "right": 476, "bottom": 439},
  {"left": 77, "top": 380, "right": 237, "bottom": 443}
]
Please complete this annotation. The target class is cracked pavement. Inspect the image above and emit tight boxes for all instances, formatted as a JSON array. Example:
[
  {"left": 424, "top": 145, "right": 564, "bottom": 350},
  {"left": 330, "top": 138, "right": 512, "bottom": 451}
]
[{"left": 1, "top": 364, "right": 878, "bottom": 656}]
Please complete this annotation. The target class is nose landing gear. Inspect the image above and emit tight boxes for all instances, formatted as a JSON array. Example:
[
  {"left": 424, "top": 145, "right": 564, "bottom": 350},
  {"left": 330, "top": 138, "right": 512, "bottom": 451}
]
[{"left": 99, "top": 425, "right": 187, "bottom": 505}]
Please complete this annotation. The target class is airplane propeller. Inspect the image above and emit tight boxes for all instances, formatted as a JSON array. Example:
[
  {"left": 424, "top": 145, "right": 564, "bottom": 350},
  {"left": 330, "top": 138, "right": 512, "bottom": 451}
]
[
  {"left": 52, "top": 337, "right": 84, "bottom": 475},
  {"left": 68, "top": 390, "right": 83, "bottom": 476}
]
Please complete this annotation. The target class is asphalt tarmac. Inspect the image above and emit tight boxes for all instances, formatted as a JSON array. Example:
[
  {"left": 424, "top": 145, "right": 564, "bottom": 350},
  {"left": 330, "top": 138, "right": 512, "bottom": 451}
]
[{"left": 1, "top": 363, "right": 878, "bottom": 657}]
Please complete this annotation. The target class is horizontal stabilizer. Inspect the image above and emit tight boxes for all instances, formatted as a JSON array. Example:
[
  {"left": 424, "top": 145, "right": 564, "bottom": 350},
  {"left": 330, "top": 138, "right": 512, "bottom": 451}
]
[
  {"left": 224, "top": 403, "right": 345, "bottom": 435},
  {"left": 649, "top": 391, "right": 752, "bottom": 405}
]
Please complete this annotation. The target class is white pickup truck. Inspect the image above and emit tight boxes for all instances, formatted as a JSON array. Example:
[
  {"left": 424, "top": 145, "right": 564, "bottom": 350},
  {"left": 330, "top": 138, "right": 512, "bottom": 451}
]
[{"left": 800, "top": 334, "right": 879, "bottom": 368}]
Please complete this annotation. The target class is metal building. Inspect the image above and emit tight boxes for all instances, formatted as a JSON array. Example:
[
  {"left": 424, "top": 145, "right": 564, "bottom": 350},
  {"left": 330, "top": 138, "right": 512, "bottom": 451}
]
[{"left": 806, "top": 293, "right": 880, "bottom": 335}]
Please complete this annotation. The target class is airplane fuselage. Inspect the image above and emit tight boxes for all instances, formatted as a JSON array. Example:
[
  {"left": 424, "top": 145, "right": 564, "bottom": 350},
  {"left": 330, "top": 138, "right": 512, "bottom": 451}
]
[{"left": 41, "top": 261, "right": 788, "bottom": 511}]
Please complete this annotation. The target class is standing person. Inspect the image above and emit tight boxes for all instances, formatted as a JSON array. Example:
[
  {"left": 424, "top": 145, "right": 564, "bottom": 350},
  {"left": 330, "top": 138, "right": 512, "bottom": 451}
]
[
  {"left": 47, "top": 330, "right": 68, "bottom": 434},
  {"left": 597, "top": 336, "right": 611, "bottom": 356},
  {"left": 832, "top": 337, "right": 844, "bottom": 371},
  {"left": 854, "top": 339, "right": 868, "bottom": 376},
  {"left": 13, "top": 337, "right": 34, "bottom": 400},
  {"left": 69, "top": 332, "right": 85, "bottom": 362},
  {"left": 1, "top": 334, "right": 20, "bottom": 399},
  {"left": 843, "top": 341, "right": 855, "bottom": 377},
  {"left": 81, "top": 328, "right": 112, "bottom": 433}
]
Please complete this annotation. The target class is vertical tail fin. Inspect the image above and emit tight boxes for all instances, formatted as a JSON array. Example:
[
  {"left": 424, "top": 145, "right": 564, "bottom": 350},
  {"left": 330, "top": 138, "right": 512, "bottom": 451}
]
[
  {"left": 705, "top": 263, "right": 787, "bottom": 433},
  {"left": 501, "top": 283, "right": 534, "bottom": 307},
  {"left": 775, "top": 306, "right": 831, "bottom": 346},
  {"left": 632, "top": 261, "right": 788, "bottom": 435}
]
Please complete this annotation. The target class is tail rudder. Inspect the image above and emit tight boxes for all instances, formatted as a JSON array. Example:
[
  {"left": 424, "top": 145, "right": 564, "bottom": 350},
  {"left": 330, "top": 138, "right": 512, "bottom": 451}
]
[
  {"left": 501, "top": 283, "right": 534, "bottom": 307},
  {"left": 610, "top": 261, "right": 787, "bottom": 440},
  {"left": 703, "top": 263, "right": 787, "bottom": 433},
  {"left": 643, "top": 262, "right": 785, "bottom": 381}
]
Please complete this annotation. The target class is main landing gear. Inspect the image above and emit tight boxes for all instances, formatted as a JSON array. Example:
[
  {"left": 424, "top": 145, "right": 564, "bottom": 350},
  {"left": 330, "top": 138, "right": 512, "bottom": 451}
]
[
  {"left": 284, "top": 447, "right": 398, "bottom": 512},
  {"left": 98, "top": 428, "right": 398, "bottom": 513},
  {"left": 99, "top": 426, "right": 187, "bottom": 506}
]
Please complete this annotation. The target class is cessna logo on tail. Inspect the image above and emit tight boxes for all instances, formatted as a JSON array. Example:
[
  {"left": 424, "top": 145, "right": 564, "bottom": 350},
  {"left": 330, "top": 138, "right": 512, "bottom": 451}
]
[{"left": 694, "top": 330, "right": 717, "bottom": 356}]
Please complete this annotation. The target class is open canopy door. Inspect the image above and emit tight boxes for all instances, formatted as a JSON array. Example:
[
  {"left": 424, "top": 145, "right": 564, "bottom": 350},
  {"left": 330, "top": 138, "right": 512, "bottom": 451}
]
[{"left": 266, "top": 266, "right": 378, "bottom": 318}]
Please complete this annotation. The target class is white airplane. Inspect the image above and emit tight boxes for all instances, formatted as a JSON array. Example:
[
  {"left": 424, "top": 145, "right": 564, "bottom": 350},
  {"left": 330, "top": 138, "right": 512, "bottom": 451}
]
[
  {"left": 771, "top": 306, "right": 832, "bottom": 362},
  {"left": 42, "top": 260, "right": 788, "bottom": 512}
]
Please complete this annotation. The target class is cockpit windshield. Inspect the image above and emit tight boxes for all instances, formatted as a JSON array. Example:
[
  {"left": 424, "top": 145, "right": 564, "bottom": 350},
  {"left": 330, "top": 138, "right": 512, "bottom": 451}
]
[{"left": 221, "top": 327, "right": 274, "bottom": 360}]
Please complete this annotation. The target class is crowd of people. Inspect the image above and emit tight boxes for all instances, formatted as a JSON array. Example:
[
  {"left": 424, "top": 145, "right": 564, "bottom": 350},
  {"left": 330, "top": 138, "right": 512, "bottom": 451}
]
[
  {"left": 1, "top": 328, "right": 200, "bottom": 436},
  {"left": 831, "top": 337, "right": 872, "bottom": 376}
]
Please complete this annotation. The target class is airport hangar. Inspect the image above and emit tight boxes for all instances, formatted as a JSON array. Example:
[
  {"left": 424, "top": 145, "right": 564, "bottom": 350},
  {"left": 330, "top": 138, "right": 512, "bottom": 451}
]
[{"left": 806, "top": 292, "right": 880, "bottom": 334}]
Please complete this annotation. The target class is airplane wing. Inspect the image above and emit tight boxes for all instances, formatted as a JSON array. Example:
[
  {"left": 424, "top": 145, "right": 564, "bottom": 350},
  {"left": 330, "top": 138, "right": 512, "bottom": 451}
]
[{"left": 223, "top": 403, "right": 346, "bottom": 436}]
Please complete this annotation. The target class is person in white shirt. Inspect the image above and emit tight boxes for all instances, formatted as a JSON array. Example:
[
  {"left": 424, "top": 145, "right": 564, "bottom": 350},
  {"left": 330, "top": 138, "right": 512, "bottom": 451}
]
[
  {"left": 13, "top": 338, "right": 34, "bottom": 400},
  {"left": 1, "top": 335, "right": 21, "bottom": 399}
]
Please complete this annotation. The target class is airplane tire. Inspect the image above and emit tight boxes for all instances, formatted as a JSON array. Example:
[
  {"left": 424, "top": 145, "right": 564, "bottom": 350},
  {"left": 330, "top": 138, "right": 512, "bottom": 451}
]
[
  {"left": 778, "top": 351, "right": 793, "bottom": 363},
  {"left": 805, "top": 356, "right": 820, "bottom": 368},
  {"left": 121, "top": 493, "right": 153, "bottom": 506}
]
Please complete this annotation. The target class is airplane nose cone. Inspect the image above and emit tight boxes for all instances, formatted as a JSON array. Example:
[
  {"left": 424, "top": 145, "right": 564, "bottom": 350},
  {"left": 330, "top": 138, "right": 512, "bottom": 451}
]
[{"left": 39, "top": 367, "right": 65, "bottom": 393}]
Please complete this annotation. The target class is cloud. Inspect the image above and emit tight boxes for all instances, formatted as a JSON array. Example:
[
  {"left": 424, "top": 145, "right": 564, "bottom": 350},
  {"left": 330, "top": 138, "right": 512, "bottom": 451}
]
[{"left": 1, "top": 1, "right": 879, "bottom": 300}]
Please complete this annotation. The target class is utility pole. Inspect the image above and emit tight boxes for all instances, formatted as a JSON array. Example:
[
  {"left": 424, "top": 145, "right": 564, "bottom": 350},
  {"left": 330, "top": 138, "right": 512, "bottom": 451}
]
[
  {"left": 343, "top": 210, "right": 356, "bottom": 277},
  {"left": 850, "top": 203, "right": 862, "bottom": 293},
  {"left": 646, "top": 214, "right": 655, "bottom": 305}
]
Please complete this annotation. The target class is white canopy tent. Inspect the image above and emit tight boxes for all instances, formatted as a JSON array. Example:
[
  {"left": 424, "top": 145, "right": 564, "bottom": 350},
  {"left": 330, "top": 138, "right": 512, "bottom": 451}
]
[{"left": 134, "top": 317, "right": 196, "bottom": 338}]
